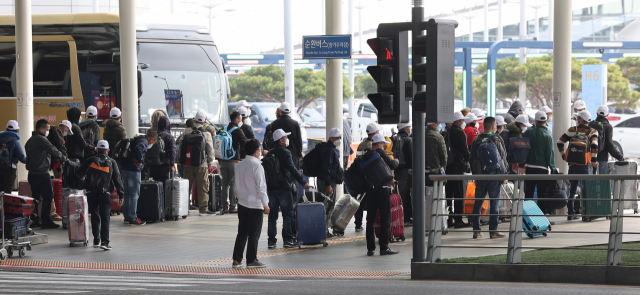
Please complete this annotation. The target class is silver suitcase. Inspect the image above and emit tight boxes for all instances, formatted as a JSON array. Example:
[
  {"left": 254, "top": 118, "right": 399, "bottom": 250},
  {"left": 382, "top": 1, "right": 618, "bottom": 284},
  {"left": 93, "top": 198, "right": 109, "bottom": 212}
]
[
  {"left": 499, "top": 182, "right": 514, "bottom": 221},
  {"left": 164, "top": 178, "right": 190, "bottom": 220},
  {"left": 425, "top": 186, "right": 448, "bottom": 235},
  {"left": 329, "top": 194, "right": 360, "bottom": 233},
  {"left": 62, "top": 188, "right": 81, "bottom": 230},
  {"left": 608, "top": 160, "right": 639, "bottom": 213}
]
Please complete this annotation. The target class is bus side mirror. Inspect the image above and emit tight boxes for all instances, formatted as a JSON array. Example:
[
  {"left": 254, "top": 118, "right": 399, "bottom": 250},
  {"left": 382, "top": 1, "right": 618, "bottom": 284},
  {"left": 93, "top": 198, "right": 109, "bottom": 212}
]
[{"left": 137, "top": 69, "right": 143, "bottom": 98}]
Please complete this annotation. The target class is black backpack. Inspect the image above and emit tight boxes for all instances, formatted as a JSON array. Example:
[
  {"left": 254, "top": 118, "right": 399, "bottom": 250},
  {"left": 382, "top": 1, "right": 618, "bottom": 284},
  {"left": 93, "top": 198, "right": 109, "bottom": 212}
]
[
  {"left": 83, "top": 155, "right": 113, "bottom": 194},
  {"left": 180, "top": 127, "right": 206, "bottom": 167},
  {"left": 344, "top": 157, "right": 367, "bottom": 196},
  {"left": 391, "top": 134, "right": 406, "bottom": 166},
  {"left": 359, "top": 150, "right": 394, "bottom": 191},
  {"left": 302, "top": 142, "right": 327, "bottom": 177},
  {"left": 588, "top": 120, "right": 606, "bottom": 153},
  {"left": 443, "top": 130, "right": 455, "bottom": 167},
  {"left": 261, "top": 151, "right": 286, "bottom": 190},
  {"left": 0, "top": 142, "right": 12, "bottom": 170},
  {"left": 146, "top": 133, "right": 168, "bottom": 166},
  {"left": 263, "top": 126, "right": 276, "bottom": 151},
  {"left": 113, "top": 137, "right": 134, "bottom": 164}
]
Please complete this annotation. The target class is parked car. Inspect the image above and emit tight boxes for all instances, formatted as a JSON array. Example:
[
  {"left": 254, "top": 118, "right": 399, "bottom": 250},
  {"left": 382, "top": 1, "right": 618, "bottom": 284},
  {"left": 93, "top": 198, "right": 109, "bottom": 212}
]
[{"left": 610, "top": 115, "right": 639, "bottom": 158}]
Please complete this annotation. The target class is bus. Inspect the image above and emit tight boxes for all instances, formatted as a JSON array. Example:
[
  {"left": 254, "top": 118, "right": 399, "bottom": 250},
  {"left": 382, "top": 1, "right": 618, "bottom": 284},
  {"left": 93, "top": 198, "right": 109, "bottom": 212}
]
[{"left": 0, "top": 13, "right": 229, "bottom": 134}]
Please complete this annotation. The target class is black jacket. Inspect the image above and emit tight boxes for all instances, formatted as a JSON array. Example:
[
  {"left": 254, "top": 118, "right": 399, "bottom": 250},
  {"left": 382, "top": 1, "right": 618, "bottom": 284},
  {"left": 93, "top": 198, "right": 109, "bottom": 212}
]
[
  {"left": 270, "top": 144, "right": 306, "bottom": 191},
  {"left": 595, "top": 116, "right": 624, "bottom": 161},
  {"left": 318, "top": 143, "right": 340, "bottom": 185},
  {"left": 25, "top": 131, "right": 66, "bottom": 175},
  {"left": 77, "top": 152, "right": 125, "bottom": 199},
  {"left": 240, "top": 124, "right": 256, "bottom": 140},
  {"left": 65, "top": 107, "right": 94, "bottom": 159},
  {"left": 222, "top": 122, "right": 248, "bottom": 161},
  {"left": 392, "top": 130, "right": 413, "bottom": 170},
  {"left": 47, "top": 125, "right": 68, "bottom": 159},
  {"left": 270, "top": 114, "right": 303, "bottom": 158},
  {"left": 104, "top": 119, "right": 127, "bottom": 158},
  {"left": 446, "top": 125, "right": 470, "bottom": 169},
  {"left": 156, "top": 116, "right": 177, "bottom": 166}
]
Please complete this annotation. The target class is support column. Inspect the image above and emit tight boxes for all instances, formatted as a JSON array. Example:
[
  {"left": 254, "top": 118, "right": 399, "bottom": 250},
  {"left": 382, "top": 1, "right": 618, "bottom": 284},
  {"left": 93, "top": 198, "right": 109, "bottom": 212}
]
[
  {"left": 548, "top": 0, "right": 554, "bottom": 41},
  {"left": 483, "top": 0, "right": 488, "bottom": 42},
  {"left": 464, "top": 48, "right": 473, "bottom": 108},
  {"left": 93, "top": 0, "right": 99, "bottom": 13},
  {"left": 552, "top": 0, "right": 571, "bottom": 174},
  {"left": 119, "top": 0, "right": 139, "bottom": 135},
  {"left": 519, "top": 0, "right": 527, "bottom": 104},
  {"left": 348, "top": 0, "right": 354, "bottom": 118},
  {"left": 284, "top": 0, "right": 295, "bottom": 108},
  {"left": 497, "top": 0, "right": 503, "bottom": 41},
  {"left": 326, "top": 0, "right": 344, "bottom": 198},
  {"left": 15, "top": 0, "right": 34, "bottom": 182}
]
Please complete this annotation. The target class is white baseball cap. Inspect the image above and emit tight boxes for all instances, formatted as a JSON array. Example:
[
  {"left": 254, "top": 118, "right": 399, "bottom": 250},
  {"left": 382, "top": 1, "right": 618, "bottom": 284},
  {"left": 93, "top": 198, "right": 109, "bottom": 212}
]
[
  {"left": 110, "top": 107, "right": 121, "bottom": 119},
  {"left": 453, "top": 112, "right": 465, "bottom": 122},
  {"left": 426, "top": 122, "right": 438, "bottom": 126},
  {"left": 464, "top": 113, "right": 478, "bottom": 124},
  {"left": 86, "top": 106, "right": 98, "bottom": 117},
  {"left": 272, "top": 128, "right": 291, "bottom": 141},
  {"left": 397, "top": 123, "right": 411, "bottom": 130},
  {"left": 59, "top": 120, "right": 74, "bottom": 135},
  {"left": 6, "top": 120, "right": 18, "bottom": 131},
  {"left": 195, "top": 110, "right": 207, "bottom": 123},
  {"left": 597, "top": 105, "right": 609, "bottom": 117},
  {"left": 366, "top": 123, "right": 379, "bottom": 134},
  {"left": 573, "top": 100, "right": 586, "bottom": 110},
  {"left": 535, "top": 111, "right": 548, "bottom": 122},
  {"left": 236, "top": 100, "right": 252, "bottom": 109},
  {"left": 495, "top": 115, "right": 506, "bottom": 126},
  {"left": 577, "top": 110, "right": 592, "bottom": 122},
  {"left": 372, "top": 133, "right": 389, "bottom": 144},
  {"left": 328, "top": 127, "right": 342, "bottom": 138},
  {"left": 238, "top": 106, "right": 250, "bottom": 118},
  {"left": 539, "top": 106, "right": 553, "bottom": 114},
  {"left": 279, "top": 102, "right": 292, "bottom": 113},
  {"left": 515, "top": 114, "right": 533, "bottom": 127},
  {"left": 97, "top": 140, "right": 109, "bottom": 150},
  {"left": 472, "top": 108, "right": 485, "bottom": 119}
]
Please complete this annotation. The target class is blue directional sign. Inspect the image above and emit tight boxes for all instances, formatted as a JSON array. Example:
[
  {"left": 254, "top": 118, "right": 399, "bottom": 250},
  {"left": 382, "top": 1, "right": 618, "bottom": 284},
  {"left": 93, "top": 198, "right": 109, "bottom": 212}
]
[
  {"left": 302, "top": 35, "right": 352, "bottom": 59},
  {"left": 582, "top": 64, "right": 608, "bottom": 118}
]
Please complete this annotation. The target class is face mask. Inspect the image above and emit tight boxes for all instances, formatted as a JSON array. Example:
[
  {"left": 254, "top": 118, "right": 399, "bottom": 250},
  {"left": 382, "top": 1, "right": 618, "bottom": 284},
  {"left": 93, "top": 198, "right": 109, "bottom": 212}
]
[
  {"left": 244, "top": 118, "right": 250, "bottom": 124},
  {"left": 237, "top": 121, "right": 243, "bottom": 128},
  {"left": 333, "top": 139, "right": 341, "bottom": 147},
  {"left": 461, "top": 123, "right": 466, "bottom": 129},
  {"left": 78, "top": 115, "right": 82, "bottom": 123},
  {"left": 285, "top": 138, "right": 290, "bottom": 147},
  {"left": 148, "top": 144, "right": 154, "bottom": 149},
  {"left": 45, "top": 130, "right": 49, "bottom": 137},
  {"left": 521, "top": 126, "right": 528, "bottom": 133},
  {"left": 62, "top": 131, "right": 68, "bottom": 137}
]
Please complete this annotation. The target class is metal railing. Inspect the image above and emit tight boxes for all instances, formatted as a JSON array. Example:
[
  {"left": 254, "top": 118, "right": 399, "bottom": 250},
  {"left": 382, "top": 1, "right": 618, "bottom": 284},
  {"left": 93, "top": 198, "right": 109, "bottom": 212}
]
[{"left": 424, "top": 174, "right": 640, "bottom": 266}]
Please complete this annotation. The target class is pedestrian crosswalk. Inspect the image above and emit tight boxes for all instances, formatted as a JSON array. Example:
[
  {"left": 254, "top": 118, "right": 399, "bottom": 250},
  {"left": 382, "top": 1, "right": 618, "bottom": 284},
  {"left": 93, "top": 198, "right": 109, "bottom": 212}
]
[{"left": 0, "top": 271, "right": 288, "bottom": 294}]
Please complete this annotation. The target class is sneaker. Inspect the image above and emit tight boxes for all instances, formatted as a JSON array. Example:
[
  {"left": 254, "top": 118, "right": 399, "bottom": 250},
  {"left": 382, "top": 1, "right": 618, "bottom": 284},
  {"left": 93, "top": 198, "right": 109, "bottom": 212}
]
[
  {"left": 230, "top": 208, "right": 238, "bottom": 213},
  {"left": 232, "top": 260, "right": 243, "bottom": 268},
  {"left": 380, "top": 248, "right": 399, "bottom": 255},
  {"left": 129, "top": 218, "right": 146, "bottom": 225},
  {"left": 490, "top": 232, "right": 507, "bottom": 239},
  {"left": 473, "top": 232, "right": 484, "bottom": 239},
  {"left": 567, "top": 215, "right": 579, "bottom": 221},
  {"left": 246, "top": 259, "right": 267, "bottom": 269},
  {"left": 268, "top": 242, "right": 276, "bottom": 249},
  {"left": 199, "top": 211, "right": 217, "bottom": 216},
  {"left": 100, "top": 243, "right": 112, "bottom": 251},
  {"left": 283, "top": 241, "right": 297, "bottom": 249},
  {"left": 93, "top": 238, "right": 100, "bottom": 248},
  {"left": 454, "top": 222, "right": 467, "bottom": 229},
  {"left": 41, "top": 221, "right": 60, "bottom": 229},
  {"left": 355, "top": 227, "right": 364, "bottom": 232},
  {"left": 367, "top": 251, "right": 375, "bottom": 256}
]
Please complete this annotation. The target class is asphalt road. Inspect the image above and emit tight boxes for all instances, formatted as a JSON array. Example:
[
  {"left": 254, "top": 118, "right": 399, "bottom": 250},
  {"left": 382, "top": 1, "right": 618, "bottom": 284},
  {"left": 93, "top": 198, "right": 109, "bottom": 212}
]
[{"left": 2, "top": 269, "right": 639, "bottom": 295}]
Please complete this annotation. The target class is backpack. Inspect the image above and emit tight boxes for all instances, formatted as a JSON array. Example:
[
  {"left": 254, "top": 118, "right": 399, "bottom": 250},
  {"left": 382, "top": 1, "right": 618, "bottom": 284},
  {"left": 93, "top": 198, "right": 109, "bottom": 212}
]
[
  {"left": 344, "top": 157, "right": 367, "bottom": 196},
  {"left": 0, "top": 142, "right": 12, "bottom": 170},
  {"left": 83, "top": 155, "right": 113, "bottom": 194},
  {"left": 508, "top": 137, "right": 531, "bottom": 164},
  {"left": 302, "top": 142, "right": 327, "bottom": 177},
  {"left": 391, "top": 134, "right": 406, "bottom": 166},
  {"left": 261, "top": 151, "right": 286, "bottom": 190},
  {"left": 145, "top": 134, "right": 168, "bottom": 166},
  {"left": 477, "top": 136, "right": 504, "bottom": 175},
  {"left": 180, "top": 127, "right": 207, "bottom": 167},
  {"left": 359, "top": 151, "right": 394, "bottom": 190},
  {"left": 564, "top": 127, "right": 591, "bottom": 166},
  {"left": 81, "top": 120, "right": 99, "bottom": 157},
  {"left": 263, "top": 127, "right": 275, "bottom": 151},
  {"left": 214, "top": 126, "right": 238, "bottom": 160},
  {"left": 588, "top": 120, "right": 606, "bottom": 153},
  {"left": 112, "top": 138, "right": 133, "bottom": 164}
]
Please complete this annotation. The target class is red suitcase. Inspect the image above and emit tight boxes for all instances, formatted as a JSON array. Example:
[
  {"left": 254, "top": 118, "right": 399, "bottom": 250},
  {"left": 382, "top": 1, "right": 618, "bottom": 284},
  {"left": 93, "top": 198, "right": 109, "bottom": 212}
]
[
  {"left": 18, "top": 181, "right": 31, "bottom": 198},
  {"left": 4, "top": 194, "right": 35, "bottom": 217},
  {"left": 52, "top": 179, "right": 63, "bottom": 216},
  {"left": 374, "top": 193, "right": 405, "bottom": 242},
  {"left": 110, "top": 189, "right": 121, "bottom": 214}
]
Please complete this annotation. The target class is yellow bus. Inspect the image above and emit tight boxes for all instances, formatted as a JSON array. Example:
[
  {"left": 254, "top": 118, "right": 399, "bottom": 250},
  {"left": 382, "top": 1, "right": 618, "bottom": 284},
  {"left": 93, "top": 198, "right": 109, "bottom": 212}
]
[{"left": 0, "top": 13, "right": 229, "bottom": 134}]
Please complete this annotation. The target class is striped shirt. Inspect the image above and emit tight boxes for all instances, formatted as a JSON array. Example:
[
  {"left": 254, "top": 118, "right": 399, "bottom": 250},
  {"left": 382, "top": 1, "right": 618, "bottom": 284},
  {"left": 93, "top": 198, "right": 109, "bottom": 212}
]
[{"left": 556, "top": 124, "right": 598, "bottom": 163}]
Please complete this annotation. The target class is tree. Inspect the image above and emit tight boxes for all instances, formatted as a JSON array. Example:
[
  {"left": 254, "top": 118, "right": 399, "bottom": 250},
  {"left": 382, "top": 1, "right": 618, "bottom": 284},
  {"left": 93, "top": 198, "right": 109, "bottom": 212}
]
[
  {"left": 523, "top": 55, "right": 553, "bottom": 108},
  {"left": 228, "top": 65, "right": 284, "bottom": 102},
  {"left": 615, "top": 57, "right": 640, "bottom": 86},
  {"left": 476, "top": 57, "right": 525, "bottom": 107},
  {"left": 354, "top": 74, "right": 376, "bottom": 99}
]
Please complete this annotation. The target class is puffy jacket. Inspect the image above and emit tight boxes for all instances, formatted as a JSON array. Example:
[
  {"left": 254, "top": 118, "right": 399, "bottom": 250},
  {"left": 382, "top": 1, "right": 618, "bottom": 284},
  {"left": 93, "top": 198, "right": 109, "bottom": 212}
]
[
  {"left": 103, "top": 119, "right": 127, "bottom": 158},
  {"left": 464, "top": 124, "right": 479, "bottom": 147},
  {"left": 595, "top": 116, "right": 623, "bottom": 161},
  {"left": 25, "top": 131, "right": 65, "bottom": 175},
  {"left": 504, "top": 101, "right": 524, "bottom": 124},
  {"left": 46, "top": 125, "right": 68, "bottom": 159},
  {"left": 182, "top": 124, "right": 214, "bottom": 167},
  {"left": 203, "top": 123, "right": 217, "bottom": 139},
  {"left": 156, "top": 116, "right": 176, "bottom": 166},
  {"left": 77, "top": 151, "right": 125, "bottom": 198},
  {"left": 318, "top": 143, "right": 340, "bottom": 185},
  {"left": 425, "top": 126, "right": 447, "bottom": 171},
  {"left": 269, "top": 144, "right": 306, "bottom": 191},
  {"left": 65, "top": 107, "right": 94, "bottom": 159},
  {"left": 470, "top": 133, "right": 508, "bottom": 175},
  {"left": 240, "top": 123, "right": 256, "bottom": 140},
  {"left": 270, "top": 115, "right": 303, "bottom": 158},
  {"left": 0, "top": 131, "right": 26, "bottom": 168},
  {"left": 121, "top": 136, "right": 148, "bottom": 172},
  {"left": 505, "top": 122, "right": 525, "bottom": 163},
  {"left": 357, "top": 136, "right": 394, "bottom": 159}
]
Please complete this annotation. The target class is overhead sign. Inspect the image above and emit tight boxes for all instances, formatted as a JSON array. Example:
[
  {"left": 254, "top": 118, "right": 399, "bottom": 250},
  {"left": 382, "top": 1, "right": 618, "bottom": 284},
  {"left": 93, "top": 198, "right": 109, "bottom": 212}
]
[
  {"left": 581, "top": 64, "right": 607, "bottom": 117},
  {"left": 302, "top": 35, "right": 352, "bottom": 59},
  {"left": 164, "top": 89, "right": 183, "bottom": 117}
]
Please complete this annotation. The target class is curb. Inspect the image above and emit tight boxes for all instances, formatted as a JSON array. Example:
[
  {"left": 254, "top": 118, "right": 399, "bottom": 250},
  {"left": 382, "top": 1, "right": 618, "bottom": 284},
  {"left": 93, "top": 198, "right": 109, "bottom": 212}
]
[{"left": 411, "top": 263, "right": 640, "bottom": 286}]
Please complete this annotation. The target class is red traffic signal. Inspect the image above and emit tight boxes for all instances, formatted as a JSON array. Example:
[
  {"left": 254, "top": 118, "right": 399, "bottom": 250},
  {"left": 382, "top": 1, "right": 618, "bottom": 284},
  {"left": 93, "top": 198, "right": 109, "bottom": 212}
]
[{"left": 367, "top": 38, "right": 394, "bottom": 61}]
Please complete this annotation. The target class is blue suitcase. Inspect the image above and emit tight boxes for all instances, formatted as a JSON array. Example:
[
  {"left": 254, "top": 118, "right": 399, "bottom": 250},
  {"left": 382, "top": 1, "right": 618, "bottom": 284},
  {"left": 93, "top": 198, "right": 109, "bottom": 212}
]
[
  {"left": 522, "top": 200, "right": 551, "bottom": 238},
  {"left": 295, "top": 190, "right": 328, "bottom": 248}
]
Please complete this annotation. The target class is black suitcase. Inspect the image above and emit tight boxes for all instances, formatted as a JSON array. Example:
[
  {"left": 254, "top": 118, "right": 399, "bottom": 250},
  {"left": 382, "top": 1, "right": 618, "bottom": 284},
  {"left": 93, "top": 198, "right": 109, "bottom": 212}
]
[
  {"left": 2, "top": 214, "right": 30, "bottom": 238},
  {"left": 137, "top": 180, "right": 165, "bottom": 222},
  {"left": 208, "top": 174, "right": 223, "bottom": 214}
]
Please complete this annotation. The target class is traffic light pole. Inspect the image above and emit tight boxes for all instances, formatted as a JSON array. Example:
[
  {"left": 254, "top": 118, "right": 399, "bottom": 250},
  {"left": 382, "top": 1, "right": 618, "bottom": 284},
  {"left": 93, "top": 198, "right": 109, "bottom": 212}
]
[{"left": 411, "top": 4, "right": 426, "bottom": 263}]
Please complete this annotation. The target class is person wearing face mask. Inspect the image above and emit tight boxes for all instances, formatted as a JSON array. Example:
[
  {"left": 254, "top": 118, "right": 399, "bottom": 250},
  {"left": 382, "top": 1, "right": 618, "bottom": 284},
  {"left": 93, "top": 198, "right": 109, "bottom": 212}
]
[
  {"left": 270, "top": 102, "right": 303, "bottom": 169},
  {"left": 505, "top": 114, "right": 532, "bottom": 174},
  {"left": 391, "top": 123, "right": 413, "bottom": 224},
  {"left": 571, "top": 100, "right": 586, "bottom": 128},
  {"left": 104, "top": 107, "right": 127, "bottom": 159},
  {"left": 539, "top": 106, "right": 553, "bottom": 134},
  {"left": 524, "top": 111, "right": 557, "bottom": 201},
  {"left": 238, "top": 107, "right": 256, "bottom": 140},
  {"left": 182, "top": 111, "right": 216, "bottom": 216},
  {"left": 25, "top": 119, "right": 66, "bottom": 228},
  {"left": 0, "top": 120, "right": 27, "bottom": 196},
  {"left": 47, "top": 120, "right": 71, "bottom": 179},
  {"left": 317, "top": 128, "right": 343, "bottom": 211},
  {"left": 65, "top": 107, "right": 97, "bottom": 189},
  {"left": 463, "top": 113, "right": 479, "bottom": 150},
  {"left": 445, "top": 112, "right": 470, "bottom": 228},
  {"left": 219, "top": 111, "right": 248, "bottom": 213}
]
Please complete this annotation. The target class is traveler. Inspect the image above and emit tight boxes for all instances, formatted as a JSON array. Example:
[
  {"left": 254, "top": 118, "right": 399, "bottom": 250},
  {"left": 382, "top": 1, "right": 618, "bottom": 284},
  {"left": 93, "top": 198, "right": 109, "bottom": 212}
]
[
  {"left": 363, "top": 134, "right": 399, "bottom": 256},
  {"left": 79, "top": 105, "right": 101, "bottom": 159},
  {"left": 557, "top": 110, "right": 598, "bottom": 220},
  {"left": 472, "top": 108, "right": 485, "bottom": 133},
  {"left": 506, "top": 114, "right": 532, "bottom": 173},
  {"left": 461, "top": 108, "right": 471, "bottom": 117},
  {"left": 103, "top": 107, "right": 127, "bottom": 159},
  {"left": 539, "top": 106, "right": 553, "bottom": 134},
  {"left": 147, "top": 116, "right": 176, "bottom": 184},
  {"left": 219, "top": 111, "right": 248, "bottom": 213},
  {"left": 571, "top": 100, "right": 586, "bottom": 127},
  {"left": 232, "top": 139, "right": 269, "bottom": 269},
  {"left": 176, "top": 118, "right": 194, "bottom": 179},
  {"left": 593, "top": 105, "right": 624, "bottom": 174},
  {"left": 464, "top": 113, "right": 479, "bottom": 149},
  {"left": 391, "top": 122, "right": 412, "bottom": 223},
  {"left": 317, "top": 128, "right": 343, "bottom": 197},
  {"left": 524, "top": 111, "right": 557, "bottom": 200},
  {"left": 65, "top": 107, "right": 96, "bottom": 188},
  {"left": 342, "top": 118, "right": 353, "bottom": 170},
  {"left": 503, "top": 100, "right": 525, "bottom": 124},
  {"left": 46, "top": 120, "right": 70, "bottom": 179},
  {"left": 444, "top": 112, "right": 470, "bottom": 228},
  {"left": 0, "top": 120, "right": 26, "bottom": 194},
  {"left": 76, "top": 140, "right": 124, "bottom": 251},
  {"left": 425, "top": 122, "right": 447, "bottom": 186},
  {"left": 149, "top": 109, "right": 169, "bottom": 133},
  {"left": 495, "top": 116, "right": 506, "bottom": 135},
  {"left": 469, "top": 117, "right": 508, "bottom": 239},
  {"left": 238, "top": 107, "right": 256, "bottom": 140},
  {"left": 266, "top": 129, "right": 310, "bottom": 249},
  {"left": 269, "top": 102, "right": 303, "bottom": 168},
  {"left": 236, "top": 100, "right": 252, "bottom": 111},
  {"left": 120, "top": 131, "right": 155, "bottom": 225},
  {"left": 262, "top": 107, "right": 281, "bottom": 153},
  {"left": 25, "top": 119, "right": 66, "bottom": 228},
  {"left": 181, "top": 110, "right": 216, "bottom": 216}
]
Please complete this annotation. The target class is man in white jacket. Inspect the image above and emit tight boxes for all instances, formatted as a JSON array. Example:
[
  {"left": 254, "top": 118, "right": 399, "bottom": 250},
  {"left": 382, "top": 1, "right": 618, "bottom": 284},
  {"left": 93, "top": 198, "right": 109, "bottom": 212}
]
[{"left": 232, "top": 138, "right": 270, "bottom": 269}]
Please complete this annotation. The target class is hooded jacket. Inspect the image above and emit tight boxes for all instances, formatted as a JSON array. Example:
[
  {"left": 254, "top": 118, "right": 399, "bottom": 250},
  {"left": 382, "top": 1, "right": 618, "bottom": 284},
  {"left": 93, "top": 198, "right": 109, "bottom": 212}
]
[
  {"left": 104, "top": 118, "right": 127, "bottom": 158},
  {"left": 25, "top": 131, "right": 65, "bottom": 175},
  {"left": 46, "top": 125, "right": 68, "bottom": 159},
  {"left": 464, "top": 124, "right": 479, "bottom": 147},
  {"left": 122, "top": 135, "right": 148, "bottom": 172},
  {"left": 65, "top": 107, "right": 94, "bottom": 159},
  {"left": 504, "top": 101, "right": 524, "bottom": 124},
  {"left": 149, "top": 109, "right": 169, "bottom": 133},
  {"left": 0, "top": 131, "right": 26, "bottom": 169},
  {"left": 156, "top": 116, "right": 177, "bottom": 166},
  {"left": 78, "top": 118, "right": 101, "bottom": 150}
]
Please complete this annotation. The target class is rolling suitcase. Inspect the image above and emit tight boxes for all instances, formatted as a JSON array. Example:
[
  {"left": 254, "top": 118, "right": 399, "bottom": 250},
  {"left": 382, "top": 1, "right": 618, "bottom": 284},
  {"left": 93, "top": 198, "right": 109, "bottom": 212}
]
[
  {"left": 608, "top": 160, "right": 638, "bottom": 213},
  {"left": 3, "top": 215, "right": 30, "bottom": 238},
  {"left": 328, "top": 193, "right": 360, "bottom": 234},
  {"left": 499, "top": 182, "right": 514, "bottom": 221},
  {"left": 137, "top": 180, "right": 165, "bottom": 223},
  {"left": 110, "top": 189, "right": 121, "bottom": 215},
  {"left": 522, "top": 200, "right": 551, "bottom": 238},
  {"left": 582, "top": 170, "right": 612, "bottom": 222},
  {"left": 67, "top": 193, "right": 89, "bottom": 246},
  {"left": 52, "top": 179, "right": 63, "bottom": 216},
  {"left": 208, "top": 174, "right": 223, "bottom": 214},
  {"left": 18, "top": 181, "right": 31, "bottom": 198},
  {"left": 374, "top": 192, "right": 405, "bottom": 242},
  {"left": 164, "top": 178, "right": 189, "bottom": 220},
  {"left": 296, "top": 190, "right": 328, "bottom": 248},
  {"left": 425, "top": 186, "right": 448, "bottom": 235},
  {"left": 61, "top": 188, "right": 79, "bottom": 229},
  {"left": 3, "top": 194, "right": 35, "bottom": 217}
]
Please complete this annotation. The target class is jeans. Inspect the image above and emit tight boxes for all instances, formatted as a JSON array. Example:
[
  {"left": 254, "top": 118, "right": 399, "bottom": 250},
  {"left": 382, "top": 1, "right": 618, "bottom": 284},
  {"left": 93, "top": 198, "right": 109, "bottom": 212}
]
[
  {"left": 220, "top": 160, "right": 237, "bottom": 211},
  {"left": 525, "top": 167, "right": 551, "bottom": 199},
  {"left": 472, "top": 180, "right": 501, "bottom": 232},
  {"left": 28, "top": 173, "right": 53, "bottom": 224},
  {"left": 0, "top": 168, "right": 16, "bottom": 194},
  {"left": 598, "top": 160, "right": 609, "bottom": 175},
  {"left": 267, "top": 189, "right": 294, "bottom": 244},
  {"left": 568, "top": 164, "right": 590, "bottom": 215},
  {"left": 87, "top": 192, "right": 111, "bottom": 244},
  {"left": 232, "top": 204, "right": 264, "bottom": 264},
  {"left": 366, "top": 188, "right": 391, "bottom": 252},
  {"left": 395, "top": 169, "right": 412, "bottom": 222},
  {"left": 121, "top": 169, "right": 141, "bottom": 221}
]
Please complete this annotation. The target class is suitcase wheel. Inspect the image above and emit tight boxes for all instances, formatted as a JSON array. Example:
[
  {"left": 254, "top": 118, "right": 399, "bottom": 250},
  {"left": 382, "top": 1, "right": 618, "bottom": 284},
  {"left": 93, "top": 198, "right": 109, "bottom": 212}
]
[
  {"left": 6, "top": 248, "right": 13, "bottom": 257},
  {"left": 542, "top": 232, "right": 547, "bottom": 237},
  {"left": 299, "top": 245, "right": 304, "bottom": 249},
  {"left": 323, "top": 242, "right": 328, "bottom": 247},
  {"left": 0, "top": 250, "right": 6, "bottom": 262},
  {"left": 18, "top": 248, "right": 25, "bottom": 258},
  {"left": 69, "top": 242, "right": 74, "bottom": 247},
  {"left": 400, "top": 236, "right": 406, "bottom": 242},
  {"left": 174, "top": 216, "right": 179, "bottom": 221},
  {"left": 182, "top": 216, "right": 187, "bottom": 219},
  {"left": 161, "top": 218, "right": 165, "bottom": 222},
  {"left": 83, "top": 240, "right": 88, "bottom": 247}
]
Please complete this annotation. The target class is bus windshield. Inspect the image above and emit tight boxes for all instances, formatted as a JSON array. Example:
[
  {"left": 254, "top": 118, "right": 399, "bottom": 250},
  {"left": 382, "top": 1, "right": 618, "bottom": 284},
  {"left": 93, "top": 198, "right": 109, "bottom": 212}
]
[{"left": 138, "top": 42, "right": 228, "bottom": 126}]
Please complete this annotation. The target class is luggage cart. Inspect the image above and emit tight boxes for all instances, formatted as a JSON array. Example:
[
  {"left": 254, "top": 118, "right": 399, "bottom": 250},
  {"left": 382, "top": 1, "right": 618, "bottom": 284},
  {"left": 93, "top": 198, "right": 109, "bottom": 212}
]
[{"left": 0, "top": 192, "right": 32, "bottom": 261}]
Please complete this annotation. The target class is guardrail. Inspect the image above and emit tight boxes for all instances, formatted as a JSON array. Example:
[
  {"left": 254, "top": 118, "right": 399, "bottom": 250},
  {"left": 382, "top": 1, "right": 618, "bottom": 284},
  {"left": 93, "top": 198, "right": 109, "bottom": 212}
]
[{"left": 424, "top": 174, "right": 640, "bottom": 266}]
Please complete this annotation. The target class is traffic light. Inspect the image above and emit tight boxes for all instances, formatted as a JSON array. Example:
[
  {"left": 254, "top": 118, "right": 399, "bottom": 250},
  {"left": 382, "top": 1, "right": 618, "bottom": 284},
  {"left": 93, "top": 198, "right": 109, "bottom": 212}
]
[
  {"left": 366, "top": 30, "right": 409, "bottom": 124},
  {"left": 413, "top": 19, "right": 457, "bottom": 123}
]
